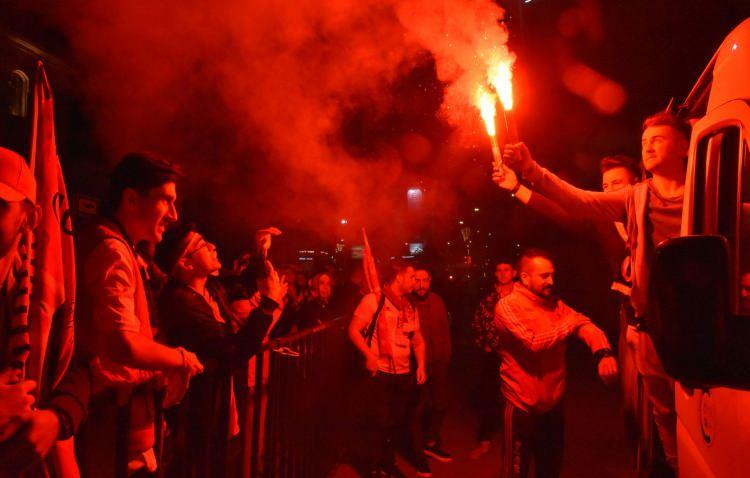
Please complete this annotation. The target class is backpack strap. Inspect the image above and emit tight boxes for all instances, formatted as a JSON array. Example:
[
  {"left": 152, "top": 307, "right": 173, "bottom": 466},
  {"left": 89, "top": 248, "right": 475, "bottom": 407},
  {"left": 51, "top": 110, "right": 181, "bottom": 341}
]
[{"left": 363, "top": 293, "right": 387, "bottom": 347}]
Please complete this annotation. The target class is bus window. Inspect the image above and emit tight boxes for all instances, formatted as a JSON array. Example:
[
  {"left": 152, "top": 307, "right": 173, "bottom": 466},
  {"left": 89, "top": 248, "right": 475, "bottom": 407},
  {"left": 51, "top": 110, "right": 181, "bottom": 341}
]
[
  {"left": 713, "top": 127, "right": 745, "bottom": 315},
  {"left": 693, "top": 135, "right": 709, "bottom": 234},
  {"left": 740, "top": 139, "right": 750, "bottom": 316}
]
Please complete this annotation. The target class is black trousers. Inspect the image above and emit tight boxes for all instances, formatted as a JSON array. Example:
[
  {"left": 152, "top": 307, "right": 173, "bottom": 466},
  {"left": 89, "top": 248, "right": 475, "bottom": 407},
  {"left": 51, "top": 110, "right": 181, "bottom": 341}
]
[
  {"left": 476, "top": 351, "right": 501, "bottom": 442},
  {"left": 409, "top": 360, "right": 451, "bottom": 455},
  {"left": 500, "top": 400, "right": 564, "bottom": 478},
  {"left": 419, "top": 361, "right": 450, "bottom": 446},
  {"left": 358, "top": 372, "right": 415, "bottom": 468}
]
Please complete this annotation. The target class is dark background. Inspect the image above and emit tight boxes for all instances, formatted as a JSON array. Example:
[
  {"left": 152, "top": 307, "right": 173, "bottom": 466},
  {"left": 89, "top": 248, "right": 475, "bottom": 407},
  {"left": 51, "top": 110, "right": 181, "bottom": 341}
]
[{"left": 1, "top": 0, "right": 749, "bottom": 333}]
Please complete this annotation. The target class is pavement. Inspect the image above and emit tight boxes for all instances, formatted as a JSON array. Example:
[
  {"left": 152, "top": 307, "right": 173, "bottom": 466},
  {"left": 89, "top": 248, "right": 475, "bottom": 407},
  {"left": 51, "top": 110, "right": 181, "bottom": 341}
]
[{"left": 334, "top": 342, "right": 637, "bottom": 478}]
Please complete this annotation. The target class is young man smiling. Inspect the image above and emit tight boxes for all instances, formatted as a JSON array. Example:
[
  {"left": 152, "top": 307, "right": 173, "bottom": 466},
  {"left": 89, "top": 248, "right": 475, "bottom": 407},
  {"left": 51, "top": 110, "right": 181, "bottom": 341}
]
[{"left": 71, "top": 152, "right": 204, "bottom": 477}]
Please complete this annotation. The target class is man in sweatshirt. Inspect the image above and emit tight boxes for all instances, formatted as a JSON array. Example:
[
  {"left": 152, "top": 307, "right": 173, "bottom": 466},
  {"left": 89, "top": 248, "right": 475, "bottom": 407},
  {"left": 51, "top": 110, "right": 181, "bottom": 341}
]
[{"left": 495, "top": 249, "right": 617, "bottom": 478}]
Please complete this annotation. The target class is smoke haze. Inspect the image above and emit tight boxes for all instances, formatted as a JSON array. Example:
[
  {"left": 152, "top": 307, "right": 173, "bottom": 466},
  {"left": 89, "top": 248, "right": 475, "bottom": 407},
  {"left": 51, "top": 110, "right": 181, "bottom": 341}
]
[{"left": 46, "top": 0, "right": 513, "bottom": 253}]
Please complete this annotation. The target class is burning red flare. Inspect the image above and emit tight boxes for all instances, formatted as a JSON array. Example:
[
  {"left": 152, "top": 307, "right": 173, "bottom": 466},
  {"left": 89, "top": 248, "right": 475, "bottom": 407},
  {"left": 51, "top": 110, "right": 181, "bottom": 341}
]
[
  {"left": 489, "top": 59, "right": 514, "bottom": 110},
  {"left": 475, "top": 54, "right": 515, "bottom": 169},
  {"left": 477, "top": 89, "right": 497, "bottom": 136}
]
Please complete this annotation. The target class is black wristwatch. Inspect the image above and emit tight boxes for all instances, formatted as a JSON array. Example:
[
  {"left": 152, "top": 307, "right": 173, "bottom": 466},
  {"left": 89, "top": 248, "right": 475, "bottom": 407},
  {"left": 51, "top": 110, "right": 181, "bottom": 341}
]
[
  {"left": 593, "top": 347, "right": 614, "bottom": 365},
  {"left": 509, "top": 181, "right": 522, "bottom": 198}
]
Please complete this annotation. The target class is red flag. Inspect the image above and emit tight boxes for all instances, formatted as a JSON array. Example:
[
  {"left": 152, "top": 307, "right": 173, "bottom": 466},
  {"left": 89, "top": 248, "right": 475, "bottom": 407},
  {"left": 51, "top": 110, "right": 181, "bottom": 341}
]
[
  {"left": 27, "top": 62, "right": 76, "bottom": 397},
  {"left": 361, "top": 228, "right": 380, "bottom": 294}
]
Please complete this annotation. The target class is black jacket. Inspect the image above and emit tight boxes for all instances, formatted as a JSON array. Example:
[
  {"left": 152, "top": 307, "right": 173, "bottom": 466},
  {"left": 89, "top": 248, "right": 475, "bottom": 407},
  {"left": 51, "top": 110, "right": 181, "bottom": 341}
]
[{"left": 158, "top": 279, "right": 277, "bottom": 478}]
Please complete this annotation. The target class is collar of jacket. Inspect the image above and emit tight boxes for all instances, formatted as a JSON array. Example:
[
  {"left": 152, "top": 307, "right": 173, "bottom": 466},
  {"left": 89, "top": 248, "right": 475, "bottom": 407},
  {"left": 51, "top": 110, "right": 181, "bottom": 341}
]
[{"left": 514, "top": 282, "right": 559, "bottom": 309}]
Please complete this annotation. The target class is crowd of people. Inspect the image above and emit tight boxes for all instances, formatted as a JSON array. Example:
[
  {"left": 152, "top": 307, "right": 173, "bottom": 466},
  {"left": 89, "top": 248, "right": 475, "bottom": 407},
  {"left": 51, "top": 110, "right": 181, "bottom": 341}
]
[
  {"left": 2, "top": 105, "right": 746, "bottom": 478},
  {"left": 0, "top": 149, "right": 362, "bottom": 478},
  {"left": 345, "top": 109, "right": 705, "bottom": 478}
]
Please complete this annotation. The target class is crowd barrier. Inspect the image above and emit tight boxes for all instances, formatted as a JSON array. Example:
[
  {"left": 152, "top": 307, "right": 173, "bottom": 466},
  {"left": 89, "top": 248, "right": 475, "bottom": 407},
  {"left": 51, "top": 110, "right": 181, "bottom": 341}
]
[{"left": 241, "top": 317, "right": 351, "bottom": 478}]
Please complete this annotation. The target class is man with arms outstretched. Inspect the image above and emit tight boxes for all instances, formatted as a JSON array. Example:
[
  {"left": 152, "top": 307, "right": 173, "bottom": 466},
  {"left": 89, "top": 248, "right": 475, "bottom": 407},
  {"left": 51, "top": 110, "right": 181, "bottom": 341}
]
[{"left": 495, "top": 249, "right": 617, "bottom": 478}]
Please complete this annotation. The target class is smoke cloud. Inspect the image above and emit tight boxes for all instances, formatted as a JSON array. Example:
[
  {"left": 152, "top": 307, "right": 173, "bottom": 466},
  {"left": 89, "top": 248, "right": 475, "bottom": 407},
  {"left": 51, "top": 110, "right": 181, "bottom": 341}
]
[{"left": 47, "top": 0, "right": 513, "bottom": 254}]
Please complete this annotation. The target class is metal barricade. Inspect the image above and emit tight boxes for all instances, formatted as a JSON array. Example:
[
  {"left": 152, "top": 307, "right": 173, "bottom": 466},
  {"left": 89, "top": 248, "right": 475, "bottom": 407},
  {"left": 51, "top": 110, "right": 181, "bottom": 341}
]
[{"left": 242, "top": 317, "right": 351, "bottom": 478}]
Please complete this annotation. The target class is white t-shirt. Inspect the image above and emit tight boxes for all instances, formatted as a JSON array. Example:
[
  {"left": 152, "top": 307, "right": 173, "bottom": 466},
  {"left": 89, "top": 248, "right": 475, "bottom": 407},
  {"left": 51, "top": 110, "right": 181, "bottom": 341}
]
[{"left": 353, "top": 293, "right": 420, "bottom": 374}]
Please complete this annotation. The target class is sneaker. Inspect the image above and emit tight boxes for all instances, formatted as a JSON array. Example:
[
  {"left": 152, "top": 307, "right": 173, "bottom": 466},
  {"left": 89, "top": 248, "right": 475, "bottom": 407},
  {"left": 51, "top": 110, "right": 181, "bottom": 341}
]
[
  {"left": 424, "top": 444, "right": 452, "bottom": 463},
  {"left": 469, "top": 440, "right": 491, "bottom": 459},
  {"left": 414, "top": 458, "right": 432, "bottom": 477}
]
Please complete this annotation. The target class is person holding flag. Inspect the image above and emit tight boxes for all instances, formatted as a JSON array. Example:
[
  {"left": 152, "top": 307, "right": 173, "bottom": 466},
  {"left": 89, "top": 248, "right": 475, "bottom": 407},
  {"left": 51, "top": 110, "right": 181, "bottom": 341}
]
[
  {"left": 0, "top": 61, "right": 82, "bottom": 473},
  {"left": 0, "top": 145, "right": 67, "bottom": 475},
  {"left": 349, "top": 252, "right": 428, "bottom": 478},
  {"left": 0, "top": 147, "right": 46, "bottom": 457}
]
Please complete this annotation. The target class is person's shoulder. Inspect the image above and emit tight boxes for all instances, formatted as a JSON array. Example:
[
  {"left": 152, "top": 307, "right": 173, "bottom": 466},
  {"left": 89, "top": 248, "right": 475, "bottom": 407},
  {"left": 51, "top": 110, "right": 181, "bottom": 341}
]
[
  {"left": 553, "top": 297, "right": 581, "bottom": 316},
  {"left": 429, "top": 291, "right": 446, "bottom": 305},
  {"left": 85, "top": 235, "right": 135, "bottom": 274},
  {"left": 356, "top": 292, "right": 378, "bottom": 309},
  {"left": 495, "top": 292, "right": 512, "bottom": 313},
  {"left": 495, "top": 287, "right": 526, "bottom": 313},
  {"left": 629, "top": 181, "right": 649, "bottom": 203},
  {"left": 159, "top": 282, "right": 193, "bottom": 302}
]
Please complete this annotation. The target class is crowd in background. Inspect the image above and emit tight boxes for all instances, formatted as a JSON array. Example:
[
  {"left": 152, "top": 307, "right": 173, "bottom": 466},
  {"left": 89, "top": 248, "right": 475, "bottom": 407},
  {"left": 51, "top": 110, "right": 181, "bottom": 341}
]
[{"left": 0, "top": 144, "right": 464, "bottom": 478}]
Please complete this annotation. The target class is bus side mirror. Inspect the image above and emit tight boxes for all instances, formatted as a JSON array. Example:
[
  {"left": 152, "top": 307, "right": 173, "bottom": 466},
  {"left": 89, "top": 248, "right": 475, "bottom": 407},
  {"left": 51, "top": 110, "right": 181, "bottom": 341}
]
[{"left": 647, "top": 235, "right": 730, "bottom": 388}]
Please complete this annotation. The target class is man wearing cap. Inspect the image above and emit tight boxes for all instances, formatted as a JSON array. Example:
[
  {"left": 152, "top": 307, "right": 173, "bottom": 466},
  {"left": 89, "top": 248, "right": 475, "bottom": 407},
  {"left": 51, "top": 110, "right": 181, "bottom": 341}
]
[
  {"left": 0, "top": 146, "right": 74, "bottom": 472},
  {"left": 0, "top": 148, "right": 39, "bottom": 435},
  {"left": 154, "top": 222, "right": 286, "bottom": 478},
  {"left": 0, "top": 146, "right": 39, "bottom": 379}
]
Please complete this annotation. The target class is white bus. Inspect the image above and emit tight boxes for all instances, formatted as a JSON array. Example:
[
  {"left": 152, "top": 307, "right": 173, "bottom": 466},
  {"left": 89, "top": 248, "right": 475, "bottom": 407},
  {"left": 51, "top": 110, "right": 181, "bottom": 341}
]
[{"left": 649, "top": 17, "right": 750, "bottom": 478}]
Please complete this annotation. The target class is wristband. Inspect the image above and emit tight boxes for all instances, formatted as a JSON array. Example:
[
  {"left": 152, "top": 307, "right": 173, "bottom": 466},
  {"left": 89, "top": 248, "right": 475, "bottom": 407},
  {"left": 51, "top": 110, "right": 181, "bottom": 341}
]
[
  {"left": 177, "top": 347, "right": 187, "bottom": 368},
  {"left": 48, "top": 406, "right": 74, "bottom": 440},
  {"left": 593, "top": 347, "right": 614, "bottom": 364},
  {"left": 509, "top": 181, "right": 522, "bottom": 198}
]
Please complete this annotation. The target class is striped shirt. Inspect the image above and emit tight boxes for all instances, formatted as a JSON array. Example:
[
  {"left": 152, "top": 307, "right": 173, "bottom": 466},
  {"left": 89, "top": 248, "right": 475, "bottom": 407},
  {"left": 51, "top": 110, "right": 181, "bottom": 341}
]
[{"left": 495, "top": 283, "right": 610, "bottom": 413}]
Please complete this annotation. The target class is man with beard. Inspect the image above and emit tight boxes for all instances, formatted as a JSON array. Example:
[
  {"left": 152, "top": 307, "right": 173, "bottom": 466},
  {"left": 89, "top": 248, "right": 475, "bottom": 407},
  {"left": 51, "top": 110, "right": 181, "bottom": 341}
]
[
  {"left": 349, "top": 260, "right": 427, "bottom": 477},
  {"left": 495, "top": 249, "right": 617, "bottom": 478},
  {"left": 494, "top": 112, "right": 691, "bottom": 475},
  {"left": 504, "top": 154, "right": 643, "bottom": 432},
  {"left": 469, "top": 260, "right": 515, "bottom": 459},
  {"left": 298, "top": 272, "right": 337, "bottom": 330},
  {"left": 411, "top": 268, "right": 452, "bottom": 469}
]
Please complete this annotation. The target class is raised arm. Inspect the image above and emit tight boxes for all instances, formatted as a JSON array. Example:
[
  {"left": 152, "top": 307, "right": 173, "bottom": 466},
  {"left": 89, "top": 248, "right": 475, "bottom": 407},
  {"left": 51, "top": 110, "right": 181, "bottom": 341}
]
[
  {"left": 494, "top": 299, "right": 588, "bottom": 352},
  {"left": 494, "top": 143, "right": 628, "bottom": 223},
  {"left": 160, "top": 290, "right": 278, "bottom": 368},
  {"left": 526, "top": 189, "right": 589, "bottom": 233}
]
